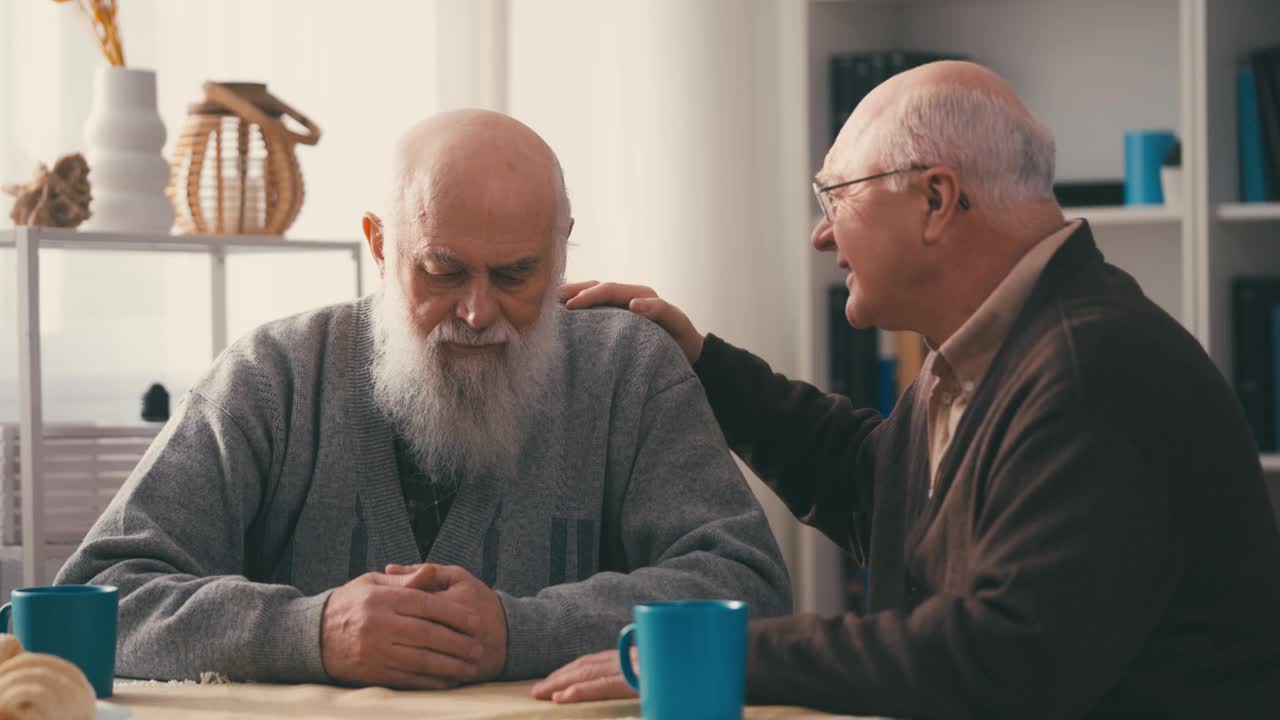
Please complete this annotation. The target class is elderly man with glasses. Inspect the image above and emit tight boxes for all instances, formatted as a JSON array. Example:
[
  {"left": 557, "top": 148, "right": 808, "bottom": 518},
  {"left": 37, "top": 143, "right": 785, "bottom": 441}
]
[{"left": 541, "top": 60, "right": 1280, "bottom": 718}]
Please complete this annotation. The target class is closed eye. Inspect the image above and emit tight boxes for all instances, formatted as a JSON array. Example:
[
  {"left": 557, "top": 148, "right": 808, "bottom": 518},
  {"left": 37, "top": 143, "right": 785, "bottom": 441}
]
[
  {"left": 424, "top": 268, "right": 467, "bottom": 284},
  {"left": 491, "top": 271, "right": 528, "bottom": 288},
  {"left": 491, "top": 258, "right": 538, "bottom": 289}
]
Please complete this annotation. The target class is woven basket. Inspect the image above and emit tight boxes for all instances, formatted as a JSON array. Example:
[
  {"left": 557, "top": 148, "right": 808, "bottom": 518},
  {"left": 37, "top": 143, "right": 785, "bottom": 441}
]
[{"left": 167, "top": 82, "right": 320, "bottom": 235}]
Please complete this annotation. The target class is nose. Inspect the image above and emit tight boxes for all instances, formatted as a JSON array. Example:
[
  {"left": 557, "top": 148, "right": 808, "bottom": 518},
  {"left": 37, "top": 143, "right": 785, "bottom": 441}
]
[
  {"left": 456, "top": 279, "right": 499, "bottom": 330},
  {"left": 811, "top": 216, "right": 836, "bottom": 253}
]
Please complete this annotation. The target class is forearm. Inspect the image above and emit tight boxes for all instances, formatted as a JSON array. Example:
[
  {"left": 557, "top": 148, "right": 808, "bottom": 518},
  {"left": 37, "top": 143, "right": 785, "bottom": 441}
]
[
  {"left": 693, "top": 334, "right": 880, "bottom": 540},
  {"left": 53, "top": 387, "right": 306, "bottom": 680},
  {"left": 72, "top": 558, "right": 332, "bottom": 682},
  {"left": 747, "top": 590, "right": 1145, "bottom": 720},
  {"left": 498, "top": 551, "right": 790, "bottom": 680}
]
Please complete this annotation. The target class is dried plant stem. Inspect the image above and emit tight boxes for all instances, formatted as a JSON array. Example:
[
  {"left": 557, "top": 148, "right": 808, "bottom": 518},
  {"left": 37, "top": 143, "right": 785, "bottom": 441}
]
[{"left": 73, "top": 0, "right": 125, "bottom": 66}]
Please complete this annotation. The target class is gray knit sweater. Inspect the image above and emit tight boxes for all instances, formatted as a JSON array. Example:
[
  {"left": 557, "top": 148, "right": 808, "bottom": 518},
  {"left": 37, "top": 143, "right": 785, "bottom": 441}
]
[{"left": 55, "top": 297, "right": 791, "bottom": 682}]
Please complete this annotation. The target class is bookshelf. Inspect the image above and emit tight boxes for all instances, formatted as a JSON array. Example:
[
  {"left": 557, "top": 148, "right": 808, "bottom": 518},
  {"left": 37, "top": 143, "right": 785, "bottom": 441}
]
[{"left": 791, "top": 0, "right": 1280, "bottom": 616}]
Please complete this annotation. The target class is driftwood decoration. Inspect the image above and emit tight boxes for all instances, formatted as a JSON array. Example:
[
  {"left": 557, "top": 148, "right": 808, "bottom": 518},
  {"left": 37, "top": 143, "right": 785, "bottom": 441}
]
[
  {"left": 167, "top": 82, "right": 321, "bottom": 236},
  {"left": 3, "top": 153, "right": 92, "bottom": 228}
]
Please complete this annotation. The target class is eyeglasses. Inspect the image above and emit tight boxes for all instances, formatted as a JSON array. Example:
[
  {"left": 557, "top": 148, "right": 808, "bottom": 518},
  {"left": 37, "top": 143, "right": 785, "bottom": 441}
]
[{"left": 812, "top": 165, "right": 970, "bottom": 222}]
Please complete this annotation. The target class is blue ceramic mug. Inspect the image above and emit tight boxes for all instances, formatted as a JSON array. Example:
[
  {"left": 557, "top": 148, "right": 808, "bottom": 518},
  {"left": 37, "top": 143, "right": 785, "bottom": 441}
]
[
  {"left": 0, "top": 585, "right": 118, "bottom": 698},
  {"left": 618, "top": 600, "right": 748, "bottom": 720},
  {"left": 1124, "top": 129, "right": 1176, "bottom": 205}
]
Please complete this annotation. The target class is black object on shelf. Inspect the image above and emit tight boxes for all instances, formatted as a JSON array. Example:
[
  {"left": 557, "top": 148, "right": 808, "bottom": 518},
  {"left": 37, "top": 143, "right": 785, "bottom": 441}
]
[
  {"left": 1232, "top": 277, "right": 1280, "bottom": 451},
  {"left": 142, "top": 383, "right": 170, "bottom": 422},
  {"left": 1247, "top": 44, "right": 1280, "bottom": 202},
  {"left": 1053, "top": 180, "right": 1125, "bottom": 207},
  {"left": 828, "top": 50, "right": 966, "bottom": 144},
  {"left": 1162, "top": 138, "right": 1182, "bottom": 168},
  {"left": 828, "top": 285, "right": 879, "bottom": 404}
]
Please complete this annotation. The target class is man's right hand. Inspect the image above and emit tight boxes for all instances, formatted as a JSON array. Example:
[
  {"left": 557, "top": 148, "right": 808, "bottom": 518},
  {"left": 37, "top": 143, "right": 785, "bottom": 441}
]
[
  {"left": 560, "top": 281, "right": 706, "bottom": 364},
  {"left": 320, "top": 565, "right": 484, "bottom": 689}
]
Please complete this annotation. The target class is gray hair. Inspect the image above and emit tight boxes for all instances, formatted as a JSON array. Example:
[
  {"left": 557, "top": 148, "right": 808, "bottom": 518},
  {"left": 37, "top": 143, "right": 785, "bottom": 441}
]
[
  {"left": 550, "top": 161, "right": 572, "bottom": 276},
  {"left": 862, "top": 83, "right": 1056, "bottom": 210}
]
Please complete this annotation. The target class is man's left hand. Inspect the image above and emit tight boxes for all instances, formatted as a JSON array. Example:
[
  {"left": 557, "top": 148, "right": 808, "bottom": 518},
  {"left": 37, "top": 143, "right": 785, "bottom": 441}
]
[
  {"left": 386, "top": 563, "right": 509, "bottom": 681},
  {"left": 531, "top": 649, "right": 638, "bottom": 704}
]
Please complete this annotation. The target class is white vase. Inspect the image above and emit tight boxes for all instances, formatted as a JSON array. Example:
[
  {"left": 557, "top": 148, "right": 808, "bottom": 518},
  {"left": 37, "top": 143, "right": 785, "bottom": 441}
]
[{"left": 81, "top": 67, "right": 175, "bottom": 234}]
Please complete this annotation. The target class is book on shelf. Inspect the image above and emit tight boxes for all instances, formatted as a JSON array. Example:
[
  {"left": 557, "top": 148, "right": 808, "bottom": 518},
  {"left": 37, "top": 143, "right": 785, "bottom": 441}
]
[
  {"left": 1231, "top": 277, "right": 1280, "bottom": 452},
  {"left": 1271, "top": 307, "right": 1280, "bottom": 451},
  {"left": 897, "top": 330, "right": 927, "bottom": 396},
  {"left": 827, "top": 284, "right": 879, "bottom": 407},
  {"left": 876, "top": 331, "right": 899, "bottom": 417},
  {"left": 829, "top": 50, "right": 965, "bottom": 144},
  {"left": 1246, "top": 45, "right": 1280, "bottom": 202},
  {"left": 827, "top": 284, "right": 929, "bottom": 415},
  {"left": 1239, "top": 65, "right": 1273, "bottom": 203}
]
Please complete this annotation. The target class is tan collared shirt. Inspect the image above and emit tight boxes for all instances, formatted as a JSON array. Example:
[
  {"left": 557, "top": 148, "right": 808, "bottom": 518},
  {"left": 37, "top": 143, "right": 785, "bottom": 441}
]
[{"left": 925, "top": 220, "right": 1081, "bottom": 492}]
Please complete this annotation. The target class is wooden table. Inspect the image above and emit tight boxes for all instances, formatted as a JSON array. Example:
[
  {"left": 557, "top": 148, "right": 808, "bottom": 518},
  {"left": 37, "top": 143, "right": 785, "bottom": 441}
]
[{"left": 105, "top": 679, "right": 872, "bottom": 719}]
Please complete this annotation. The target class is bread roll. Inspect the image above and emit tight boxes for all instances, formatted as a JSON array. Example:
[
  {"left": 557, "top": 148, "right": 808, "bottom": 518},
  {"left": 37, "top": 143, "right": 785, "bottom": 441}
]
[
  {"left": 0, "top": 637, "right": 21, "bottom": 666},
  {"left": 0, "top": 650, "right": 95, "bottom": 720}
]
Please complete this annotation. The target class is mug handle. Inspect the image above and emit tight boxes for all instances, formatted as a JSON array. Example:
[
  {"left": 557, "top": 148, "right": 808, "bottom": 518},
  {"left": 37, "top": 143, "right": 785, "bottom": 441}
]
[
  {"left": 617, "top": 623, "right": 640, "bottom": 691},
  {"left": 0, "top": 603, "right": 9, "bottom": 633}
]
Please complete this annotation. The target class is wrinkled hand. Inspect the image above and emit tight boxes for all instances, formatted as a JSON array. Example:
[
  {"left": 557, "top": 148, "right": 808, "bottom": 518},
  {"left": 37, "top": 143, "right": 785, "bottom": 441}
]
[
  {"left": 320, "top": 565, "right": 483, "bottom": 689},
  {"left": 385, "top": 563, "right": 509, "bottom": 682},
  {"left": 560, "top": 281, "right": 705, "bottom": 364},
  {"left": 531, "top": 649, "right": 639, "bottom": 704}
]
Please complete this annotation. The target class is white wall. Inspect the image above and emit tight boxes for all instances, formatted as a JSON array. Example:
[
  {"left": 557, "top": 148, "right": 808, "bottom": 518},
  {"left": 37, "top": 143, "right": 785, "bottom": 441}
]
[{"left": 901, "top": 0, "right": 1182, "bottom": 182}]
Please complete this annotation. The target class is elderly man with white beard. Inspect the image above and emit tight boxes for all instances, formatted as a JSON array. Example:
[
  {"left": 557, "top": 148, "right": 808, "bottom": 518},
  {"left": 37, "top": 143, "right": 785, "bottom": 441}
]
[{"left": 56, "top": 109, "right": 792, "bottom": 687}]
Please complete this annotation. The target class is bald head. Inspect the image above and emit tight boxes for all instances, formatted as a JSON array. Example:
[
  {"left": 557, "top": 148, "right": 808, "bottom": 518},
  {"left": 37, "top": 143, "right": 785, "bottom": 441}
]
[
  {"left": 878, "top": 61, "right": 1025, "bottom": 117},
  {"left": 829, "top": 60, "right": 1057, "bottom": 214},
  {"left": 385, "top": 109, "right": 571, "bottom": 270}
]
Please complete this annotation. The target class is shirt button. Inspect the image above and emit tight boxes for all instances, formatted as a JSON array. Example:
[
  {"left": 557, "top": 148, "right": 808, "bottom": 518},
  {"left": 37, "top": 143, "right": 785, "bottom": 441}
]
[{"left": 962, "top": 381, "right": 975, "bottom": 393}]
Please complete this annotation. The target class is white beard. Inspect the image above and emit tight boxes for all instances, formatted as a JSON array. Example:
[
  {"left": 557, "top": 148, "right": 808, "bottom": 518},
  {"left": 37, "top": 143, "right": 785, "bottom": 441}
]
[{"left": 370, "top": 287, "right": 560, "bottom": 487}]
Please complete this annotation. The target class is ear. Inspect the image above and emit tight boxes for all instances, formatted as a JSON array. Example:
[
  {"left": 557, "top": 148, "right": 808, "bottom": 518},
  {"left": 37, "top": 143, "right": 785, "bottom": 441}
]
[
  {"left": 362, "top": 212, "right": 387, "bottom": 279},
  {"left": 919, "top": 167, "right": 963, "bottom": 245}
]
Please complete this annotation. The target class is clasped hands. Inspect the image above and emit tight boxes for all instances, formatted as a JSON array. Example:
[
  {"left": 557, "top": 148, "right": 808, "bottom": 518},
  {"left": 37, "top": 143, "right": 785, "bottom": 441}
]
[{"left": 320, "top": 563, "right": 507, "bottom": 689}]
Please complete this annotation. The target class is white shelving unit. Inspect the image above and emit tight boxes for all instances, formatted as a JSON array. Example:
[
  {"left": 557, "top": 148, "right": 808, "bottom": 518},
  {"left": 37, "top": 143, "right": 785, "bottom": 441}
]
[
  {"left": 791, "top": 0, "right": 1280, "bottom": 616},
  {"left": 1216, "top": 203, "right": 1280, "bottom": 221},
  {"left": 1070, "top": 206, "right": 1184, "bottom": 227},
  {"left": 0, "top": 226, "right": 364, "bottom": 585}
]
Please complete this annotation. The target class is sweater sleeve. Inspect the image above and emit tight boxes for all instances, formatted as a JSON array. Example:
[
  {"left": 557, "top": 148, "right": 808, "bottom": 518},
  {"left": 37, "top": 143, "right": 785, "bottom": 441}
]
[
  {"left": 743, "top": 398, "right": 1181, "bottom": 719},
  {"left": 54, "top": 387, "right": 333, "bottom": 683},
  {"left": 693, "top": 333, "right": 884, "bottom": 550},
  {"left": 497, "top": 367, "right": 793, "bottom": 679}
]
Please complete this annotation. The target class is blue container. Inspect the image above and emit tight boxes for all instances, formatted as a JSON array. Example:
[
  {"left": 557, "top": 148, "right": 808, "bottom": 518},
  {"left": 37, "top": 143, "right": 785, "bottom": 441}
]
[
  {"left": 1239, "top": 66, "right": 1271, "bottom": 202},
  {"left": 619, "top": 600, "right": 748, "bottom": 720},
  {"left": 0, "top": 585, "right": 118, "bottom": 698},
  {"left": 1125, "top": 130, "right": 1176, "bottom": 205}
]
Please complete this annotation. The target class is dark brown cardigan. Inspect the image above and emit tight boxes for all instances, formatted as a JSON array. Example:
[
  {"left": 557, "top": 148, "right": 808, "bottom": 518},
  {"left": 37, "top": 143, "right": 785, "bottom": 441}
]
[{"left": 694, "top": 223, "right": 1280, "bottom": 718}]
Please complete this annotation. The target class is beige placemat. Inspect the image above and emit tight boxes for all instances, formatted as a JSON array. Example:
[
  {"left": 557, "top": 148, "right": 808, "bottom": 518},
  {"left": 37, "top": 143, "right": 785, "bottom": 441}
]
[{"left": 110, "top": 679, "right": 867, "bottom": 719}]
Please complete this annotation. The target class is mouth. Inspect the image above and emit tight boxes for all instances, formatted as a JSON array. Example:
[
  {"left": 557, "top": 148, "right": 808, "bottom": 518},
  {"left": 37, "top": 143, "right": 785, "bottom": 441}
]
[{"left": 442, "top": 342, "right": 505, "bottom": 356}]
